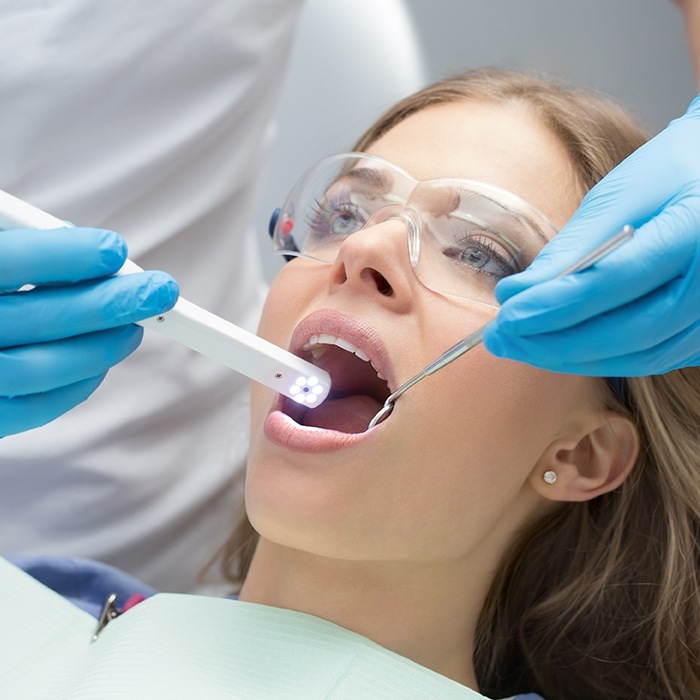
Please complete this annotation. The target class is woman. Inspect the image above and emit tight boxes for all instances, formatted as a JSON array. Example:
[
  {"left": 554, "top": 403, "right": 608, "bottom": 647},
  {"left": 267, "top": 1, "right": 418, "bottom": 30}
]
[
  {"left": 10, "top": 70, "right": 700, "bottom": 699},
  {"left": 227, "top": 69, "right": 700, "bottom": 699}
]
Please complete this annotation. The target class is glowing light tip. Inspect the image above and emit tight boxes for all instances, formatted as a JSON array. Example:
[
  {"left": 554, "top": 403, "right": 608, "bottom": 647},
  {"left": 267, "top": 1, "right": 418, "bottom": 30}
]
[{"left": 287, "top": 375, "right": 327, "bottom": 405}]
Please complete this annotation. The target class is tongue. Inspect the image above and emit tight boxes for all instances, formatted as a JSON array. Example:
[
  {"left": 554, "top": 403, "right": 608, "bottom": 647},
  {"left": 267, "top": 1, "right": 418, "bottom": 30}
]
[{"left": 302, "top": 394, "right": 381, "bottom": 434}]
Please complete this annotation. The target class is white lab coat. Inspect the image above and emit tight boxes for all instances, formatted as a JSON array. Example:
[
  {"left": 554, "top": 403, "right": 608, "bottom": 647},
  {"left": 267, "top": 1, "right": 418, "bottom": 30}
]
[
  {"left": 0, "top": 0, "right": 425, "bottom": 593},
  {"left": 0, "top": 0, "right": 302, "bottom": 592}
]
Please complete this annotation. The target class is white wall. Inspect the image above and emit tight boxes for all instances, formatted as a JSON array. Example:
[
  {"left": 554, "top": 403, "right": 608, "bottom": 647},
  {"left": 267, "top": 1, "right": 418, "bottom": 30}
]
[{"left": 404, "top": 0, "right": 694, "bottom": 132}]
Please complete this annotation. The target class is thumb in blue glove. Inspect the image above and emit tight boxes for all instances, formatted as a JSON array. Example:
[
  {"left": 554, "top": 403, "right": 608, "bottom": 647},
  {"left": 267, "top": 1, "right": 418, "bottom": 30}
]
[{"left": 484, "top": 93, "right": 700, "bottom": 377}]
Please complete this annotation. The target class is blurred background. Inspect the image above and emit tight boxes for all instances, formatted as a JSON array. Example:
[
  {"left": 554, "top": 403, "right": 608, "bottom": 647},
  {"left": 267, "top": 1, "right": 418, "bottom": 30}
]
[
  {"left": 257, "top": 0, "right": 695, "bottom": 281},
  {"left": 406, "top": 0, "right": 693, "bottom": 131}
]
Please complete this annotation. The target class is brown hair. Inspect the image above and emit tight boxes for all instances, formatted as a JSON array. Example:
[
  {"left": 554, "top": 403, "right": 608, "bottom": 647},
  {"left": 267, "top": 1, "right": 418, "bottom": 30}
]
[{"left": 215, "top": 69, "right": 700, "bottom": 699}]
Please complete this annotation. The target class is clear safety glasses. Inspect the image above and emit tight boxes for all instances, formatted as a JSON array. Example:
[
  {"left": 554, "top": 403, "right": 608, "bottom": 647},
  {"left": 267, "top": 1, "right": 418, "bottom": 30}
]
[{"left": 270, "top": 152, "right": 558, "bottom": 306}]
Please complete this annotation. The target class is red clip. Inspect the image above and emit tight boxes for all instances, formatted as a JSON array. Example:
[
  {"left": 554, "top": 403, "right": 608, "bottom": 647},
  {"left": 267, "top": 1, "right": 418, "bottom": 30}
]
[{"left": 281, "top": 217, "right": 294, "bottom": 236}]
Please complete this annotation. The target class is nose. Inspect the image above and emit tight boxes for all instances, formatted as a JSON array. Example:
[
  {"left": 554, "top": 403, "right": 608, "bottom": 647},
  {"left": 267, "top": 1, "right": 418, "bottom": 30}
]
[{"left": 327, "top": 205, "right": 420, "bottom": 310}]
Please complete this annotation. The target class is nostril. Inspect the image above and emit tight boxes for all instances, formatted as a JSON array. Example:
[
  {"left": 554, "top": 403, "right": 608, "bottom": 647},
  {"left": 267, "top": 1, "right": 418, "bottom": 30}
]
[{"left": 370, "top": 269, "right": 393, "bottom": 296}]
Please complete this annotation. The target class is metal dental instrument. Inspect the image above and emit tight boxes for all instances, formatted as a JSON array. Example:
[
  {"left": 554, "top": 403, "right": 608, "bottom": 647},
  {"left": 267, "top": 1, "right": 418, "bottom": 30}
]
[
  {"left": 0, "top": 189, "right": 331, "bottom": 407},
  {"left": 367, "top": 225, "right": 635, "bottom": 429}
]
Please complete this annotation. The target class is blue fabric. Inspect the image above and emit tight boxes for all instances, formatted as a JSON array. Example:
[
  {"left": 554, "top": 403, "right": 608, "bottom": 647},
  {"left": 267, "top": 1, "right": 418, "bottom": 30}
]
[
  {"left": 7, "top": 554, "right": 156, "bottom": 618},
  {"left": 10, "top": 555, "right": 543, "bottom": 699}
]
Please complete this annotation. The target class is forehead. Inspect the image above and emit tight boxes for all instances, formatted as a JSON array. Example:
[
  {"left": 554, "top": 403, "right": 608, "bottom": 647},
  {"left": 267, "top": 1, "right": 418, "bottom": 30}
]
[{"left": 365, "top": 100, "right": 581, "bottom": 229}]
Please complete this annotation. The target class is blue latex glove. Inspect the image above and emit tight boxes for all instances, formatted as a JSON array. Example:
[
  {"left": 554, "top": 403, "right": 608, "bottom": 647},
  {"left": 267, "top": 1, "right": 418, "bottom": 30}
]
[
  {"left": 484, "top": 93, "right": 700, "bottom": 376},
  {"left": 0, "top": 227, "right": 179, "bottom": 436}
]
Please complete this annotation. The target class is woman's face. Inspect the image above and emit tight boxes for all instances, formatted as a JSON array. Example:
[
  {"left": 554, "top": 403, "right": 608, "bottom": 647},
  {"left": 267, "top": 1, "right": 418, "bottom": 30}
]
[{"left": 246, "top": 99, "right": 597, "bottom": 567}]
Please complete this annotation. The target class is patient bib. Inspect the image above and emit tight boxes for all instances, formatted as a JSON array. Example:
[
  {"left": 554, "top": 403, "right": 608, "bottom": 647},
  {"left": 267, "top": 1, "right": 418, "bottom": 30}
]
[{"left": 0, "top": 557, "right": 491, "bottom": 699}]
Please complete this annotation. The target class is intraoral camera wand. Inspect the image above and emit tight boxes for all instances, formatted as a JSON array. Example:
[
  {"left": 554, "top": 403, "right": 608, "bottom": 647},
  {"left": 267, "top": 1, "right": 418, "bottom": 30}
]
[
  {"left": 368, "top": 225, "right": 635, "bottom": 429},
  {"left": 0, "top": 190, "right": 331, "bottom": 407}
]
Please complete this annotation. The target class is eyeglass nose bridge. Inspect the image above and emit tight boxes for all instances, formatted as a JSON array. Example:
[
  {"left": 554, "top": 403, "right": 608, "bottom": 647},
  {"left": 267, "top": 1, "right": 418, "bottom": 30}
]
[{"left": 362, "top": 204, "right": 422, "bottom": 267}]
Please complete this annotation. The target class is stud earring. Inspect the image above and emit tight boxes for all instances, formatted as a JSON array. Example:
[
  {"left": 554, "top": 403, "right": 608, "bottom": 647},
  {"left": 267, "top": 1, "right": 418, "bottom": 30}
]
[{"left": 542, "top": 470, "right": 557, "bottom": 485}]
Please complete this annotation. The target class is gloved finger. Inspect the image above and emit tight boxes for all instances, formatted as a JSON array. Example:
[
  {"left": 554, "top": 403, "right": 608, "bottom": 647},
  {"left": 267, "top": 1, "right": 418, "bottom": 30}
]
[
  {"left": 0, "top": 374, "right": 106, "bottom": 438},
  {"left": 485, "top": 316, "right": 700, "bottom": 377},
  {"left": 0, "top": 270, "right": 179, "bottom": 347},
  {"left": 0, "top": 325, "right": 143, "bottom": 396},
  {"left": 484, "top": 273, "right": 700, "bottom": 375},
  {"left": 0, "top": 228, "right": 127, "bottom": 291},
  {"left": 492, "top": 200, "right": 700, "bottom": 337}
]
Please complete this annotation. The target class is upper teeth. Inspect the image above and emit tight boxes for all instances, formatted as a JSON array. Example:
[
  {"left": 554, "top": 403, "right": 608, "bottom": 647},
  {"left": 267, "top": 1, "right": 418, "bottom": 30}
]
[{"left": 303, "top": 333, "right": 386, "bottom": 381}]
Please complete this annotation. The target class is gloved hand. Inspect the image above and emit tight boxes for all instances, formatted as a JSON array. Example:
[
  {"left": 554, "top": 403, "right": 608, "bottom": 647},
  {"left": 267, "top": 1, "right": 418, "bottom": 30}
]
[
  {"left": 484, "top": 93, "right": 700, "bottom": 377},
  {"left": 0, "top": 227, "right": 179, "bottom": 436}
]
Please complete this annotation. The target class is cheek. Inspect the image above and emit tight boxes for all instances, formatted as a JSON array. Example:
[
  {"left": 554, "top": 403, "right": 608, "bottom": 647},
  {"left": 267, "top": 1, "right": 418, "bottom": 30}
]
[
  {"left": 250, "top": 263, "right": 320, "bottom": 436},
  {"left": 252, "top": 261, "right": 324, "bottom": 399},
  {"left": 405, "top": 348, "right": 582, "bottom": 464},
  {"left": 400, "top": 293, "right": 579, "bottom": 460},
  {"left": 392, "top": 346, "right": 581, "bottom": 492},
  {"left": 380, "top": 351, "right": 586, "bottom": 551},
  {"left": 256, "top": 263, "right": 313, "bottom": 344}
]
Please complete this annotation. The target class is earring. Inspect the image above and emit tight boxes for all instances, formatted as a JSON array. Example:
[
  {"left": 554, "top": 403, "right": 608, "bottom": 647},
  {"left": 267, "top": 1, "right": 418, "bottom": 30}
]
[{"left": 542, "top": 470, "right": 557, "bottom": 485}]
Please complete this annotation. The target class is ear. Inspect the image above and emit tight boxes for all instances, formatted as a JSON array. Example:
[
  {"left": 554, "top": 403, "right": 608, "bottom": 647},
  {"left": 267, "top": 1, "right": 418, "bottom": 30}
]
[{"left": 530, "top": 411, "right": 640, "bottom": 502}]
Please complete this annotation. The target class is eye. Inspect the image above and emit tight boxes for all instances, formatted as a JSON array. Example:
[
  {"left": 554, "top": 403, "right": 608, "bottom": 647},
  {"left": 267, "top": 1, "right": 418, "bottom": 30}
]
[
  {"left": 307, "top": 198, "right": 366, "bottom": 239},
  {"left": 443, "top": 231, "right": 518, "bottom": 282},
  {"left": 329, "top": 204, "right": 363, "bottom": 236}
]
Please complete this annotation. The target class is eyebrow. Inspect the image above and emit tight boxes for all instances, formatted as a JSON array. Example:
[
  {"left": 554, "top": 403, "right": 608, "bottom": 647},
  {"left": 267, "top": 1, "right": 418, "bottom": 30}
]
[
  {"left": 337, "top": 167, "right": 392, "bottom": 192},
  {"left": 453, "top": 191, "right": 553, "bottom": 245},
  {"left": 411, "top": 184, "right": 461, "bottom": 217}
]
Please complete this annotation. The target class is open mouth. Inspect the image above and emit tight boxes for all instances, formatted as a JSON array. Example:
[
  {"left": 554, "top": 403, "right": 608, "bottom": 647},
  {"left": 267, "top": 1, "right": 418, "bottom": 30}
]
[{"left": 282, "top": 333, "right": 391, "bottom": 434}]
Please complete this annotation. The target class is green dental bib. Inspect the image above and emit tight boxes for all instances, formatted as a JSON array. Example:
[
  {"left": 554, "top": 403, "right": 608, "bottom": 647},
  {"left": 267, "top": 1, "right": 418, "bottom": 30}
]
[{"left": 0, "top": 557, "right": 491, "bottom": 699}]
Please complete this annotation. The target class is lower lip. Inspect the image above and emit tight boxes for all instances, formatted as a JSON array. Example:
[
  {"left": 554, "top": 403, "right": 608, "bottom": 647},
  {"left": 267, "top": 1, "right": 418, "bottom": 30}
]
[{"left": 263, "top": 395, "right": 379, "bottom": 453}]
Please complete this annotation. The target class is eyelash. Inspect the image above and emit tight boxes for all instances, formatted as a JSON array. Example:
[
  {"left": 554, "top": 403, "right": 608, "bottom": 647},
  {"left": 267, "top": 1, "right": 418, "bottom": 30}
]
[
  {"left": 444, "top": 230, "right": 518, "bottom": 279},
  {"left": 306, "top": 198, "right": 365, "bottom": 236}
]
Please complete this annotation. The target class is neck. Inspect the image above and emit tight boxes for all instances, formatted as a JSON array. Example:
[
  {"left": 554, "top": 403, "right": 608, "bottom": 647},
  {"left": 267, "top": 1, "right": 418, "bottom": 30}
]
[{"left": 239, "top": 538, "right": 489, "bottom": 688}]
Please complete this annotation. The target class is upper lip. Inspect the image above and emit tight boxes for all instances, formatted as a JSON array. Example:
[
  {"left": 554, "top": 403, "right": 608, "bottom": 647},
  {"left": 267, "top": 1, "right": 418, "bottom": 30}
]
[{"left": 289, "top": 309, "right": 396, "bottom": 392}]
